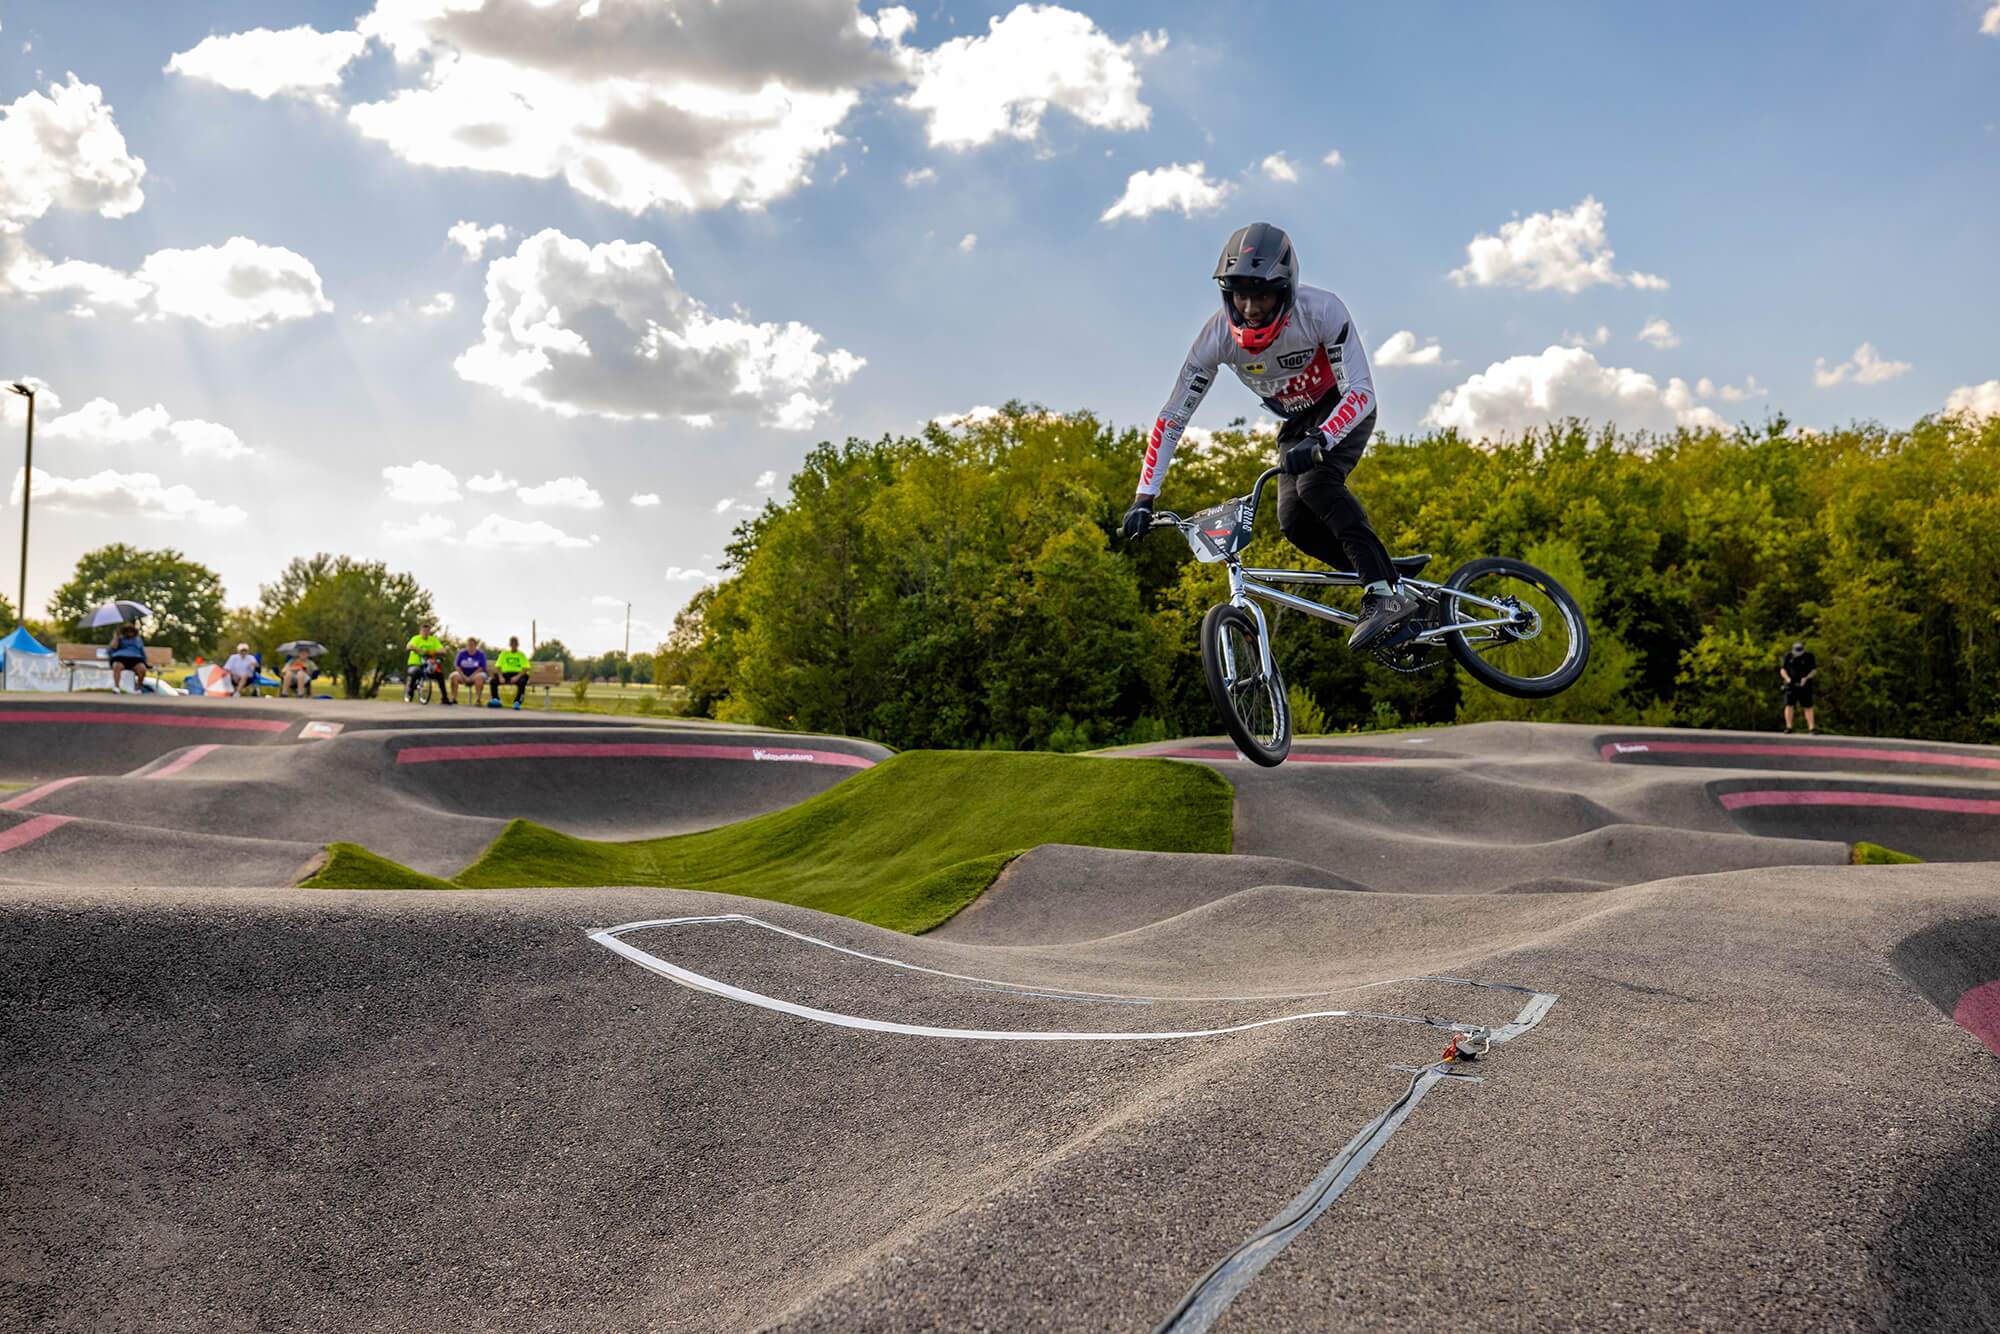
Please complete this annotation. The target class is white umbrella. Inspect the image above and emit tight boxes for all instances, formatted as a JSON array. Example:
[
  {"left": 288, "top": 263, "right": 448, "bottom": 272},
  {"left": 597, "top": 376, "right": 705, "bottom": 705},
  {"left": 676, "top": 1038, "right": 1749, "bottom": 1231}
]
[{"left": 77, "top": 599, "right": 153, "bottom": 629}]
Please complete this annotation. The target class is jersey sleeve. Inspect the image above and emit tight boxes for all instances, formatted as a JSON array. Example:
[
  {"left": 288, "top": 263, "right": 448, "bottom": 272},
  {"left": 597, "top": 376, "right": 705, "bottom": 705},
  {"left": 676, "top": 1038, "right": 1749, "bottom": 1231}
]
[
  {"left": 1312, "top": 292, "right": 1377, "bottom": 448},
  {"left": 1137, "top": 320, "right": 1223, "bottom": 497}
]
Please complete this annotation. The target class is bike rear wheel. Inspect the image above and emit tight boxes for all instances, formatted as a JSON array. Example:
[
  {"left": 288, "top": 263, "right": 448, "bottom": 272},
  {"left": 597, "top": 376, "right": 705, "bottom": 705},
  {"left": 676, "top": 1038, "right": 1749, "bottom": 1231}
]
[
  {"left": 1199, "top": 603, "right": 1291, "bottom": 766},
  {"left": 1442, "top": 556, "right": 1591, "bottom": 698}
]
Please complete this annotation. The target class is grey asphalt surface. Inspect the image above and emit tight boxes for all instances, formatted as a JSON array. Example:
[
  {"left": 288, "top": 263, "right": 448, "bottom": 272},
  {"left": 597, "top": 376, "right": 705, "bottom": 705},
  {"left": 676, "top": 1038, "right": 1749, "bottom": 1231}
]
[
  {"left": 0, "top": 698, "right": 890, "bottom": 880},
  {"left": 2, "top": 711, "right": 1998, "bottom": 1332}
]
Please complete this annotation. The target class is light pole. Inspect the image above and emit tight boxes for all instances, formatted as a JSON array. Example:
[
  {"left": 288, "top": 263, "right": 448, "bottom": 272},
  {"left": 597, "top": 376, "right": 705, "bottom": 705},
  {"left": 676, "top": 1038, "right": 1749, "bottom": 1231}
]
[{"left": 6, "top": 383, "right": 31, "bottom": 623}]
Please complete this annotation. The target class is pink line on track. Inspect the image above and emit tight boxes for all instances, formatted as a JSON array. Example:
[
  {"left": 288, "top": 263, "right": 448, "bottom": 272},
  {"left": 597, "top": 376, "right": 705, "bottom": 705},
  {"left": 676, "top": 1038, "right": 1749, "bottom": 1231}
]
[
  {"left": 0, "top": 776, "right": 87, "bottom": 811},
  {"left": 145, "top": 744, "right": 220, "bottom": 779},
  {"left": 1718, "top": 789, "right": 2000, "bottom": 816},
  {"left": 0, "top": 814, "right": 74, "bottom": 855},
  {"left": 1158, "top": 749, "right": 1396, "bottom": 765},
  {"left": 1954, "top": 979, "right": 2000, "bottom": 1058},
  {"left": 0, "top": 710, "right": 289, "bottom": 733},
  {"left": 395, "top": 742, "right": 876, "bottom": 769},
  {"left": 1601, "top": 740, "right": 2000, "bottom": 772}
]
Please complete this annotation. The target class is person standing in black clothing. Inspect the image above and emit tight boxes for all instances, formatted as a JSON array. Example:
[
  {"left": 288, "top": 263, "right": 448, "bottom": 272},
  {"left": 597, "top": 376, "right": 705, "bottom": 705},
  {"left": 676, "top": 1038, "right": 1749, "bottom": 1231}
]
[{"left": 1779, "top": 641, "right": 1818, "bottom": 734}]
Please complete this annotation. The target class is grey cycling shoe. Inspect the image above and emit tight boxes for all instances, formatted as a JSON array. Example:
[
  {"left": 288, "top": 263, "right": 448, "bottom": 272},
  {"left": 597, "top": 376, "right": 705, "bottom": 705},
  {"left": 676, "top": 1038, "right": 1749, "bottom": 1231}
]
[{"left": 1349, "top": 589, "right": 1422, "bottom": 651}]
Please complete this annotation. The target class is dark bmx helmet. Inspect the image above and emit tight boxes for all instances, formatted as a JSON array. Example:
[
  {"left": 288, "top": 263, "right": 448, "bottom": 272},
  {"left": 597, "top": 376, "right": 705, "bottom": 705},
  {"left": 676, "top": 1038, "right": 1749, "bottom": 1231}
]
[{"left": 1214, "top": 222, "right": 1298, "bottom": 352}]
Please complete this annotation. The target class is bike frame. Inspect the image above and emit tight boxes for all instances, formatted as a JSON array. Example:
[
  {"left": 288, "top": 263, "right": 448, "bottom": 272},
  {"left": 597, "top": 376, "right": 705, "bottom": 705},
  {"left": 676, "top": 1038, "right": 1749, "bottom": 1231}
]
[{"left": 1156, "top": 467, "right": 1537, "bottom": 686}]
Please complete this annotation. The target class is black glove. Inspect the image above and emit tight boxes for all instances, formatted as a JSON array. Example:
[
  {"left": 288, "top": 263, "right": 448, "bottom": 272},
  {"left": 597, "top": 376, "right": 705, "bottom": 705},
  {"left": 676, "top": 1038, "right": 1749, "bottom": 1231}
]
[
  {"left": 1121, "top": 495, "right": 1154, "bottom": 541},
  {"left": 1281, "top": 438, "right": 1325, "bottom": 475}
]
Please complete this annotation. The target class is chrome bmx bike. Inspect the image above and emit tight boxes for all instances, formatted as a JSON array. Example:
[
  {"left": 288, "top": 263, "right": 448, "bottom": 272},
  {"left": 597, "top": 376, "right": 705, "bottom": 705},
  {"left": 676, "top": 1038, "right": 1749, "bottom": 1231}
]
[{"left": 1149, "top": 466, "right": 1592, "bottom": 766}]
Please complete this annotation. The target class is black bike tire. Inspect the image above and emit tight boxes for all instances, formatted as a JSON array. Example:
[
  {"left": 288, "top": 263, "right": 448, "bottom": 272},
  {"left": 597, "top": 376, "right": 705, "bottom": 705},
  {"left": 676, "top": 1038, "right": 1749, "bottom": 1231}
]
[
  {"left": 1443, "top": 556, "right": 1592, "bottom": 699},
  {"left": 1199, "top": 603, "right": 1291, "bottom": 766}
]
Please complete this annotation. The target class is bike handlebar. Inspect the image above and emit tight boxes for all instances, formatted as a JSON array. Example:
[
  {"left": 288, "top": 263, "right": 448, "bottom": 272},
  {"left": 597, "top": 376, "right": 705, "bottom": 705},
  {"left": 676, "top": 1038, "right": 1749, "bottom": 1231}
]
[{"left": 1147, "top": 465, "right": 1284, "bottom": 533}]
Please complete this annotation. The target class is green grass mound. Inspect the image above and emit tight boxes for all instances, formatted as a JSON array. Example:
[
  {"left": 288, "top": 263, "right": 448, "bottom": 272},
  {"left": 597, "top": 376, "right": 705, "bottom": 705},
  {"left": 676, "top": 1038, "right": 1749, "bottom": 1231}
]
[
  {"left": 1851, "top": 841, "right": 1925, "bottom": 865},
  {"left": 302, "top": 750, "right": 1232, "bottom": 933},
  {"left": 306, "top": 842, "right": 459, "bottom": 890}
]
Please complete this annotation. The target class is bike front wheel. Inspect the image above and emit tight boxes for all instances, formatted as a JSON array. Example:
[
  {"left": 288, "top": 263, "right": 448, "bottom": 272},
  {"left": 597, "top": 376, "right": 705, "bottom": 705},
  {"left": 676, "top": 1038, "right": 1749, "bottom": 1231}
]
[
  {"left": 1199, "top": 603, "right": 1291, "bottom": 766},
  {"left": 1442, "top": 556, "right": 1591, "bottom": 698},
  {"left": 416, "top": 676, "right": 435, "bottom": 705}
]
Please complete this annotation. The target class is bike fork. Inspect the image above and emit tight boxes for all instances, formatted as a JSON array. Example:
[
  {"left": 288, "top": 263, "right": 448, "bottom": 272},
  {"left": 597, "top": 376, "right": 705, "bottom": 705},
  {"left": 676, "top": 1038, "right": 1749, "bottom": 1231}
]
[{"left": 1227, "top": 566, "right": 1282, "bottom": 687}]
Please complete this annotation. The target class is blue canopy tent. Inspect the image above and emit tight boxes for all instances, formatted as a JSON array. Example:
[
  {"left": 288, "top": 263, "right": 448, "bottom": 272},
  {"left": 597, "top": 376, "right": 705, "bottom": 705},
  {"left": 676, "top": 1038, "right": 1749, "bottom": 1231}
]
[{"left": 0, "top": 625, "right": 63, "bottom": 691}]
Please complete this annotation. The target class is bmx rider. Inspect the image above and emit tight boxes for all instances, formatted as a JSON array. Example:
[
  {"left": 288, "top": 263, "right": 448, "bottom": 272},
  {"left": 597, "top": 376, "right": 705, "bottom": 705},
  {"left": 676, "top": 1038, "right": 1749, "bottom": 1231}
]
[{"left": 1121, "top": 222, "right": 1419, "bottom": 651}]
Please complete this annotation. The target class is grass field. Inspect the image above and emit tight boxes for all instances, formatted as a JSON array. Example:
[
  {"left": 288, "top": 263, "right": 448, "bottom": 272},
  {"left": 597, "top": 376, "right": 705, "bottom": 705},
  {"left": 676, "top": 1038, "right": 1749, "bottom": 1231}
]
[{"left": 304, "top": 750, "right": 1233, "bottom": 932}]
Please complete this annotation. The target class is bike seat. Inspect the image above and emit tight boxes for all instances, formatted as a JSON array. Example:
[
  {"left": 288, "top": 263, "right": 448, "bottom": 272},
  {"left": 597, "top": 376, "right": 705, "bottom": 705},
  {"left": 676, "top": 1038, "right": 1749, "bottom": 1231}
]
[{"left": 1391, "top": 553, "right": 1432, "bottom": 576}]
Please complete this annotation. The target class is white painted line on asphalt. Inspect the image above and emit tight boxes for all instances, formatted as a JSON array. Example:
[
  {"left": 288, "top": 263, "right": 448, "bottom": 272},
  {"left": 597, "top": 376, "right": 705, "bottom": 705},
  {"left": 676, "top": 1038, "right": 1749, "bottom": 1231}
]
[{"left": 589, "top": 911, "right": 1557, "bottom": 1331}]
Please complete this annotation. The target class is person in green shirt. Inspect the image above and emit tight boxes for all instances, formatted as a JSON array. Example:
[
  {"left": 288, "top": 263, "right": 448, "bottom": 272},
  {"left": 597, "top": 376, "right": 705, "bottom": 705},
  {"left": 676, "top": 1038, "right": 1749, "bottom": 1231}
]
[
  {"left": 491, "top": 635, "right": 531, "bottom": 710},
  {"left": 404, "top": 618, "right": 446, "bottom": 703}
]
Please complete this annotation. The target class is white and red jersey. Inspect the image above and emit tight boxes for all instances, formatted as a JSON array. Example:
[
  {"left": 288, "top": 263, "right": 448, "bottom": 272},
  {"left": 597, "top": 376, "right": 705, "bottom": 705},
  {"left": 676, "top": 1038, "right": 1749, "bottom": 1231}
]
[{"left": 1135, "top": 283, "right": 1376, "bottom": 497}]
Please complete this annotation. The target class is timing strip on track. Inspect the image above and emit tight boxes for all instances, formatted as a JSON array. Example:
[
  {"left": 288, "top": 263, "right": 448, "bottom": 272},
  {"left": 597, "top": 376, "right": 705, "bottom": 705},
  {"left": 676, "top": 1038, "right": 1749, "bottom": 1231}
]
[{"left": 587, "top": 913, "right": 1556, "bottom": 1329}]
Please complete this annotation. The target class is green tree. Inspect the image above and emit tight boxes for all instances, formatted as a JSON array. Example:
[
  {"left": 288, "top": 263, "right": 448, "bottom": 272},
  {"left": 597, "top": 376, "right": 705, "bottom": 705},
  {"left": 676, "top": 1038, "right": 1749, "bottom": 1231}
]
[
  {"left": 259, "top": 554, "right": 436, "bottom": 698},
  {"left": 531, "top": 638, "right": 574, "bottom": 671},
  {"left": 47, "top": 544, "right": 226, "bottom": 660}
]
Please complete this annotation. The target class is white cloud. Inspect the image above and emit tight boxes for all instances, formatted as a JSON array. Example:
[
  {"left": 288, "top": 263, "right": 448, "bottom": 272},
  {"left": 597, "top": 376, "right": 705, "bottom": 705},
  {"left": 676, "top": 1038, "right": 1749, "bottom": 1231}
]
[
  {"left": 517, "top": 475, "right": 604, "bottom": 509},
  {"left": 466, "top": 470, "right": 517, "bottom": 494},
  {"left": 901, "top": 5, "right": 1164, "bottom": 149},
  {"left": 1945, "top": 380, "right": 2000, "bottom": 419},
  {"left": 166, "top": 26, "right": 365, "bottom": 106},
  {"left": 464, "top": 514, "right": 596, "bottom": 550},
  {"left": 665, "top": 565, "right": 712, "bottom": 582},
  {"left": 382, "top": 511, "right": 455, "bottom": 542},
  {"left": 382, "top": 460, "right": 462, "bottom": 505},
  {"left": 1813, "top": 342, "right": 1911, "bottom": 388},
  {"left": 753, "top": 470, "right": 778, "bottom": 489},
  {"left": 41, "top": 398, "right": 255, "bottom": 460},
  {"left": 1562, "top": 325, "right": 1610, "bottom": 349},
  {"left": 345, "top": 0, "right": 907, "bottom": 214},
  {"left": 630, "top": 492, "right": 662, "bottom": 507},
  {"left": 957, "top": 232, "right": 977, "bottom": 252},
  {"left": 1322, "top": 149, "right": 1343, "bottom": 167},
  {"left": 455, "top": 228, "right": 863, "bottom": 427},
  {"left": 133, "top": 237, "right": 334, "bottom": 328},
  {"left": 1423, "top": 345, "right": 1727, "bottom": 440},
  {"left": 591, "top": 595, "right": 627, "bottom": 608},
  {"left": 447, "top": 220, "right": 510, "bottom": 260},
  {"left": 1100, "top": 161, "right": 1232, "bottom": 223},
  {"left": 418, "top": 291, "right": 455, "bottom": 316},
  {"left": 10, "top": 466, "right": 247, "bottom": 527},
  {"left": 1637, "top": 318, "right": 1680, "bottom": 349},
  {"left": 1260, "top": 152, "right": 1298, "bottom": 183},
  {"left": 1449, "top": 197, "right": 1667, "bottom": 293},
  {"left": 1984, "top": 4, "right": 2000, "bottom": 35},
  {"left": 1696, "top": 375, "right": 1766, "bottom": 403},
  {"left": 902, "top": 166, "right": 936, "bottom": 186},
  {"left": 931, "top": 404, "right": 1000, "bottom": 428},
  {"left": 0, "top": 76, "right": 146, "bottom": 226},
  {"left": 0, "top": 80, "right": 329, "bottom": 327},
  {"left": 712, "top": 497, "right": 737, "bottom": 514},
  {"left": 1374, "top": 330, "right": 1444, "bottom": 368}
]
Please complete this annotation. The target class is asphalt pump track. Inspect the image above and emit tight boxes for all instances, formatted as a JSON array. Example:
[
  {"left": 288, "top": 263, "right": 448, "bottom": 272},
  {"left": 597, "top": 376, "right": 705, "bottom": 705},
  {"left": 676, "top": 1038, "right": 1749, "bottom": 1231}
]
[{"left": 3, "top": 699, "right": 1997, "bottom": 1332}]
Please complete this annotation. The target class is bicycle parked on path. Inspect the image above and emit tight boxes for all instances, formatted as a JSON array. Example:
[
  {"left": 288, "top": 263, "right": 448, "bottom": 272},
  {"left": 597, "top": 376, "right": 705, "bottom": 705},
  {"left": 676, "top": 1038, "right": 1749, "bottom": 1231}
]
[{"left": 1150, "top": 466, "right": 1592, "bottom": 766}]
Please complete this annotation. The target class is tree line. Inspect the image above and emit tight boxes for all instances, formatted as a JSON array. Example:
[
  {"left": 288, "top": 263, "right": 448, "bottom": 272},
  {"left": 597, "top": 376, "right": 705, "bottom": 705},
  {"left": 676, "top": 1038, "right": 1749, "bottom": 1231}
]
[
  {"left": 1, "top": 550, "right": 579, "bottom": 697},
  {"left": 655, "top": 404, "right": 2000, "bottom": 747}
]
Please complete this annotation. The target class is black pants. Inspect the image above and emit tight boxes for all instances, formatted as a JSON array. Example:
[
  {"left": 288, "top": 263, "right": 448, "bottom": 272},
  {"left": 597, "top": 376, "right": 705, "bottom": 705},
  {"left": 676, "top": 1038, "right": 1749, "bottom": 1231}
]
[
  {"left": 496, "top": 671, "right": 528, "bottom": 704},
  {"left": 1274, "top": 410, "right": 1396, "bottom": 586}
]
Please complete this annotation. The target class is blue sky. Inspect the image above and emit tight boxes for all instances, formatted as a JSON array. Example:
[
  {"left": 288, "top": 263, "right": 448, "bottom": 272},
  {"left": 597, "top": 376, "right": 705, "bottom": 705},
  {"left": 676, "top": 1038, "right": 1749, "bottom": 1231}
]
[{"left": 2, "top": 1, "right": 1996, "bottom": 652}]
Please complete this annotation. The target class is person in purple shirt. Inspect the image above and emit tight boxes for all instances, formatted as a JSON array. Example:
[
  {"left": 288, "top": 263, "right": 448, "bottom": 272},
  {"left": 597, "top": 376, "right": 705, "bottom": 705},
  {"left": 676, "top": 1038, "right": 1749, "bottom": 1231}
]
[{"left": 448, "top": 636, "right": 490, "bottom": 706}]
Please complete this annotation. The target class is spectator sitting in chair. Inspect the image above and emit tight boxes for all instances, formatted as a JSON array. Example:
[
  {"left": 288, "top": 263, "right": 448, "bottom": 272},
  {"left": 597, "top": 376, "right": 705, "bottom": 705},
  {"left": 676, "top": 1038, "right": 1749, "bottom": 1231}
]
[
  {"left": 449, "top": 637, "right": 490, "bottom": 707},
  {"left": 281, "top": 648, "right": 315, "bottom": 698},
  {"left": 223, "top": 643, "right": 261, "bottom": 697},
  {"left": 107, "top": 623, "right": 150, "bottom": 694},
  {"left": 491, "top": 636, "right": 530, "bottom": 710}
]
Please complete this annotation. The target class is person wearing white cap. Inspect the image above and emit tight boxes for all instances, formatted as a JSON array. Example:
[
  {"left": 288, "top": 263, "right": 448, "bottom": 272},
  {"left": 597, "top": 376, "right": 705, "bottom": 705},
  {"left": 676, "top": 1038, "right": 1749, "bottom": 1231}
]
[{"left": 223, "top": 643, "right": 261, "bottom": 697}]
